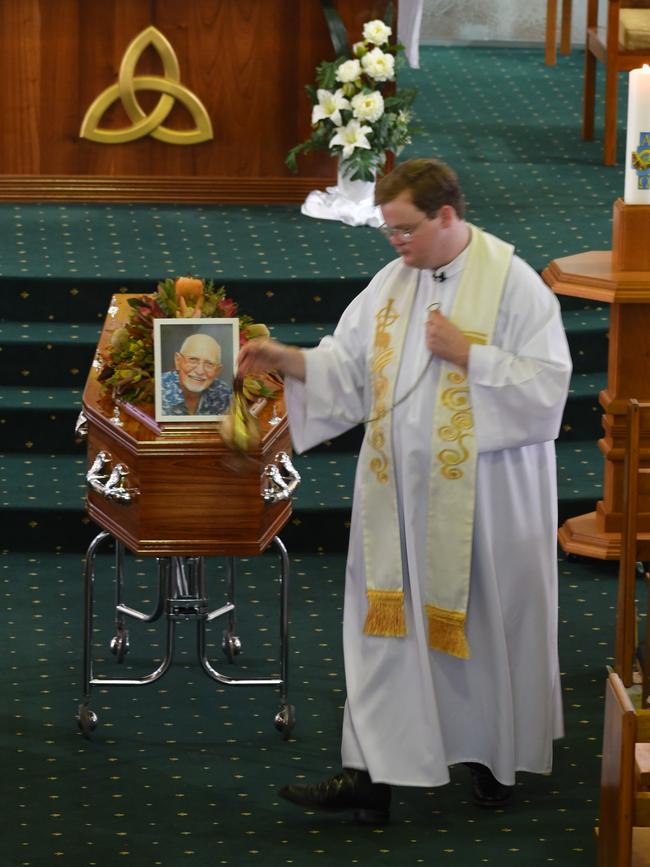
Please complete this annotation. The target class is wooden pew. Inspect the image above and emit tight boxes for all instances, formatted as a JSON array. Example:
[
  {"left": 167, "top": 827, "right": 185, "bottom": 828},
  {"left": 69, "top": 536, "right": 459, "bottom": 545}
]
[
  {"left": 597, "top": 672, "right": 650, "bottom": 866},
  {"left": 616, "top": 400, "right": 650, "bottom": 706}
]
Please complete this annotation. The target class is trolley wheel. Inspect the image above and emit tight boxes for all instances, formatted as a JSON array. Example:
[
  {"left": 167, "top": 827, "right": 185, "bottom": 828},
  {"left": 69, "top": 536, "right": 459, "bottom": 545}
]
[
  {"left": 110, "top": 629, "right": 130, "bottom": 663},
  {"left": 77, "top": 703, "right": 98, "bottom": 739},
  {"left": 274, "top": 703, "right": 296, "bottom": 740},
  {"left": 221, "top": 631, "right": 242, "bottom": 663}
]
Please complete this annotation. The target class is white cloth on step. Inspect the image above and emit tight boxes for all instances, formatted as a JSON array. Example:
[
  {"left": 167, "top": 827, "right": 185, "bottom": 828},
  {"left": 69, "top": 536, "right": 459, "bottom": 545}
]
[{"left": 301, "top": 183, "right": 383, "bottom": 228}]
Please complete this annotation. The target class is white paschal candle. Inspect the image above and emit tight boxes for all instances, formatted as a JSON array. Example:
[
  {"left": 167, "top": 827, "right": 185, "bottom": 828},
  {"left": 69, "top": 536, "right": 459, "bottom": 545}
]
[{"left": 624, "top": 64, "right": 650, "bottom": 204}]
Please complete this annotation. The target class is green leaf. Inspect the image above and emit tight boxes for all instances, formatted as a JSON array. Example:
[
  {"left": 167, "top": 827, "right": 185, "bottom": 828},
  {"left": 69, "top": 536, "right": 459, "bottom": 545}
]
[
  {"left": 320, "top": 0, "right": 350, "bottom": 58},
  {"left": 315, "top": 59, "right": 340, "bottom": 91},
  {"left": 285, "top": 141, "right": 315, "bottom": 174}
]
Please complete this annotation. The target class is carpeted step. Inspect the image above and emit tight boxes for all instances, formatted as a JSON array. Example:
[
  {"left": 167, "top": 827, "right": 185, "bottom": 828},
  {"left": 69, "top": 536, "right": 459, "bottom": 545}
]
[
  {"left": 269, "top": 322, "right": 334, "bottom": 347},
  {"left": 0, "top": 321, "right": 100, "bottom": 387},
  {"left": 0, "top": 321, "right": 102, "bottom": 343},
  {"left": 0, "top": 299, "right": 608, "bottom": 390},
  {"left": 0, "top": 439, "right": 604, "bottom": 553},
  {"left": 0, "top": 452, "right": 94, "bottom": 551},
  {"left": 0, "top": 386, "right": 85, "bottom": 452},
  {"left": 0, "top": 373, "right": 604, "bottom": 454},
  {"left": 1, "top": 308, "right": 608, "bottom": 381},
  {"left": 560, "top": 307, "right": 609, "bottom": 373},
  {"left": 562, "top": 371, "right": 607, "bottom": 441},
  {"left": 556, "top": 439, "right": 604, "bottom": 517},
  {"left": 0, "top": 352, "right": 606, "bottom": 452},
  {"left": 0, "top": 275, "right": 372, "bottom": 325}
]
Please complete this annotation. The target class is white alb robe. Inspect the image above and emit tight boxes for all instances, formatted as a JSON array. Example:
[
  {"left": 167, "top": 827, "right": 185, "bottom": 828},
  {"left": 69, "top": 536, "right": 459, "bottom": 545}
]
[{"left": 285, "top": 243, "right": 572, "bottom": 787}]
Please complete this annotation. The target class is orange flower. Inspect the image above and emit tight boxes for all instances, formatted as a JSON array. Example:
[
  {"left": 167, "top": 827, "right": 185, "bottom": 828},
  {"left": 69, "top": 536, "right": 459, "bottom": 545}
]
[{"left": 174, "top": 276, "right": 204, "bottom": 300}]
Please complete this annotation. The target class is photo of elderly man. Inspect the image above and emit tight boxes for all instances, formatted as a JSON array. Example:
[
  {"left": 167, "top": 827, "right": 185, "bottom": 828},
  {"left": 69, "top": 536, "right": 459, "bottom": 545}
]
[{"left": 160, "top": 331, "right": 232, "bottom": 417}]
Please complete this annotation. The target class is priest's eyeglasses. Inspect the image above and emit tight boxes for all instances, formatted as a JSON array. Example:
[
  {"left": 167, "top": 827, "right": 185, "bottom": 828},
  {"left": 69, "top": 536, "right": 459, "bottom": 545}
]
[
  {"left": 178, "top": 353, "right": 218, "bottom": 373},
  {"left": 378, "top": 215, "right": 429, "bottom": 242}
]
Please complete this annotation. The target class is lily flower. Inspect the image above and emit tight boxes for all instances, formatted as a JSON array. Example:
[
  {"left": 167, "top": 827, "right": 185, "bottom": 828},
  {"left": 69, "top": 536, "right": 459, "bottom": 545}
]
[
  {"left": 329, "top": 119, "right": 373, "bottom": 158},
  {"left": 311, "top": 88, "right": 350, "bottom": 127}
]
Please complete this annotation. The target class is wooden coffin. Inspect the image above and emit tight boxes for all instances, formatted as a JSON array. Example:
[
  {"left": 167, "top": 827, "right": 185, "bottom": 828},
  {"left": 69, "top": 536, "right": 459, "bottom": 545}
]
[{"left": 82, "top": 295, "right": 294, "bottom": 556}]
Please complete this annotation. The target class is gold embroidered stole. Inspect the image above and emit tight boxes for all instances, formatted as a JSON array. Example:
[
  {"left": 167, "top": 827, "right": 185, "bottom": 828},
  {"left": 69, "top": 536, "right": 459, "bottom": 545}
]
[
  {"left": 360, "top": 226, "right": 513, "bottom": 657},
  {"left": 359, "top": 266, "right": 419, "bottom": 638}
]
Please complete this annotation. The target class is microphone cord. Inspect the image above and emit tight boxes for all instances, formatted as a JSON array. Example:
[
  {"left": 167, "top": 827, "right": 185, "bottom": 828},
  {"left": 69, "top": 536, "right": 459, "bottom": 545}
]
[{"left": 347, "top": 301, "right": 441, "bottom": 426}]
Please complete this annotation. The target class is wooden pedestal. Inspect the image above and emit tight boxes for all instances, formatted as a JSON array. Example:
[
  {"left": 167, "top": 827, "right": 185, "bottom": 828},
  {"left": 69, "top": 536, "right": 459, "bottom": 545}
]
[
  {"left": 543, "top": 198, "right": 650, "bottom": 559},
  {"left": 82, "top": 295, "right": 293, "bottom": 556}
]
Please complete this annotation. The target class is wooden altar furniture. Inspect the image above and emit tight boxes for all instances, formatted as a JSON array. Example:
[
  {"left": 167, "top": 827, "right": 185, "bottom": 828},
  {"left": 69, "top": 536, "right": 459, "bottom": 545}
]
[
  {"left": 542, "top": 199, "right": 650, "bottom": 560},
  {"left": 546, "top": 0, "right": 573, "bottom": 65},
  {"left": 0, "top": 0, "right": 394, "bottom": 203},
  {"left": 615, "top": 401, "right": 650, "bottom": 693},
  {"left": 583, "top": 0, "right": 650, "bottom": 165},
  {"left": 596, "top": 672, "right": 650, "bottom": 867}
]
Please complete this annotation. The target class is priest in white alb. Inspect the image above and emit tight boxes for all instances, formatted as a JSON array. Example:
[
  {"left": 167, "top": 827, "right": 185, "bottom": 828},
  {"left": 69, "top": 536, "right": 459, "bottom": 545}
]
[{"left": 236, "top": 158, "right": 572, "bottom": 824}]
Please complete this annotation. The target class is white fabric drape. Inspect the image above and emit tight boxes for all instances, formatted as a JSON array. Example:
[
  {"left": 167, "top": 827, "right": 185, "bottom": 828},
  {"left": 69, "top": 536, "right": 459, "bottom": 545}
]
[{"left": 398, "top": 0, "right": 424, "bottom": 67}]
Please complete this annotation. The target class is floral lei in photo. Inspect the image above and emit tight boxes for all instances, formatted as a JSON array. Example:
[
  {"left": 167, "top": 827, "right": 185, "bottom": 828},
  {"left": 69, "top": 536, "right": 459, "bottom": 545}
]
[{"left": 98, "top": 276, "right": 279, "bottom": 407}]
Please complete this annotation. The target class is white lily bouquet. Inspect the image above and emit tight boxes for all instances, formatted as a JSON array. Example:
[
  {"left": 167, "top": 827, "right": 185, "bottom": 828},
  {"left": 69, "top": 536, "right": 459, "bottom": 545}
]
[{"left": 286, "top": 18, "right": 417, "bottom": 183}]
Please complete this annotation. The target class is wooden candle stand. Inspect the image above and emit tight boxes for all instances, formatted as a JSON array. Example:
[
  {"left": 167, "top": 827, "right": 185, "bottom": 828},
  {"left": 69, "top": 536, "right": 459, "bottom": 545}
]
[{"left": 543, "top": 198, "right": 650, "bottom": 559}]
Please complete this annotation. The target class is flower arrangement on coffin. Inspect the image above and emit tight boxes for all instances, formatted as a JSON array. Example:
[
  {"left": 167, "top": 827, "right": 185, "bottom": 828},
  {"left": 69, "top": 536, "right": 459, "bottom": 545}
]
[
  {"left": 285, "top": 18, "right": 417, "bottom": 183},
  {"left": 97, "top": 277, "right": 281, "bottom": 411}
]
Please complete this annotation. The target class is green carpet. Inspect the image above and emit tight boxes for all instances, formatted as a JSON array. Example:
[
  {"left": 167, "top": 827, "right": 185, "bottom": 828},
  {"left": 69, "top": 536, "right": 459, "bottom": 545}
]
[{"left": 0, "top": 549, "right": 629, "bottom": 866}]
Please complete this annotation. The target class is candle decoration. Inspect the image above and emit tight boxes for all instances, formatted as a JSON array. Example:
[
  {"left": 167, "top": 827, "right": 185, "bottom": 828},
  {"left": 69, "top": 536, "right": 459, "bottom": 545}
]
[{"left": 624, "top": 64, "right": 650, "bottom": 203}]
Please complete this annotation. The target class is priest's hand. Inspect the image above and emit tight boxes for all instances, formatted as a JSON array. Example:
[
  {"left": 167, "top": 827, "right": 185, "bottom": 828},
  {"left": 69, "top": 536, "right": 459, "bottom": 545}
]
[
  {"left": 425, "top": 309, "right": 471, "bottom": 370},
  {"left": 237, "top": 338, "right": 306, "bottom": 382}
]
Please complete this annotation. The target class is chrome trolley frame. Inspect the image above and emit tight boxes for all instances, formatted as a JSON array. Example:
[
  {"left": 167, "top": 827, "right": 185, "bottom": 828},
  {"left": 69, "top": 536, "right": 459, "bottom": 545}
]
[{"left": 78, "top": 531, "right": 294, "bottom": 739}]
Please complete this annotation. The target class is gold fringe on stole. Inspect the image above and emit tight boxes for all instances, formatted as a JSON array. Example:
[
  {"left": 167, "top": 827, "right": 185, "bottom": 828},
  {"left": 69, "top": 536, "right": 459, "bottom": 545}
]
[
  {"left": 425, "top": 604, "right": 470, "bottom": 659},
  {"left": 363, "top": 589, "right": 407, "bottom": 637}
]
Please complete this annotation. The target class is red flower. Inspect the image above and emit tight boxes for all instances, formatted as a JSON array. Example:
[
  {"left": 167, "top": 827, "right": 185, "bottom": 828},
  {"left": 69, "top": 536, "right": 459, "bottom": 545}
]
[{"left": 219, "top": 297, "right": 239, "bottom": 318}]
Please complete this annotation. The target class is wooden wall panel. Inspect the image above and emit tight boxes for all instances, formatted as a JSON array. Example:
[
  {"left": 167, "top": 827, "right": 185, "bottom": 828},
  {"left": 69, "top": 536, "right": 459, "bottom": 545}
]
[
  {"left": 0, "top": 0, "right": 394, "bottom": 201},
  {"left": 1, "top": 0, "right": 41, "bottom": 172}
]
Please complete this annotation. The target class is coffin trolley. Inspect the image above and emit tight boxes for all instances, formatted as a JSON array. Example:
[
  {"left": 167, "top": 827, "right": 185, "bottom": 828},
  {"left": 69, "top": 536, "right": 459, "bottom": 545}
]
[{"left": 76, "top": 295, "right": 299, "bottom": 739}]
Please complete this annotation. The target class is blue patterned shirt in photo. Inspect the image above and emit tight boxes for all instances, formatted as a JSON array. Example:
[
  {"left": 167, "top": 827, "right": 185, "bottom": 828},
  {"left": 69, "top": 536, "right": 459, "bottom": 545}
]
[{"left": 160, "top": 370, "right": 232, "bottom": 416}]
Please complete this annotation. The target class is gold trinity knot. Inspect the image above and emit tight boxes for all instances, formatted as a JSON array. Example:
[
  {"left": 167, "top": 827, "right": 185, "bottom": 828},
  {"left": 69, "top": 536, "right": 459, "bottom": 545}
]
[{"left": 80, "top": 26, "right": 213, "bottom": 145}]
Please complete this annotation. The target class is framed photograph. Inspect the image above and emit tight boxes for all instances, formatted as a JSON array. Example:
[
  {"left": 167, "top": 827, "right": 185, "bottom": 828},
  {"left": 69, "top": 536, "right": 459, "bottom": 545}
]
[{"left": 153, "top": 318, "right": 239, "bottom": 422}]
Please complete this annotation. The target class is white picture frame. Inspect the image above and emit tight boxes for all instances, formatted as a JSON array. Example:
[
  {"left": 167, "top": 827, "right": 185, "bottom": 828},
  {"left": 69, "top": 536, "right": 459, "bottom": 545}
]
[{"left": 153, "top": 318, "right": 239, "bottom": 422}]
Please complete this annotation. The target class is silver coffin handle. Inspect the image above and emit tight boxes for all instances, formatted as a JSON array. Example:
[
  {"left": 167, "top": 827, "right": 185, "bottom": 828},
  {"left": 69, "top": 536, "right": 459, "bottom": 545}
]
[
  {"left": 261, "top": 451, "right": 301, "bottom": 504},
  {"left": 87, "top": 450, "right": 112, "bottom": 495},
  {"left": 103, "top": 465, "right": 139, "bottom": 504},
  {"left": 75, "top": 410, "right": 88, "bottom": 441},
  {"left": 86, "top": 451, "right": 139, "bottom": 504}
]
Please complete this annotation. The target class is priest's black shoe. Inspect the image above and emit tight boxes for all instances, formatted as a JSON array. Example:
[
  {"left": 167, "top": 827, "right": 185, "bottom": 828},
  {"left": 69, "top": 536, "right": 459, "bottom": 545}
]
[
  {"left": 278, "top": 768, "right": 391, "bottom": 824},
  {"left": 464, "top": 762, "right": 513, "bottom": 808}
]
